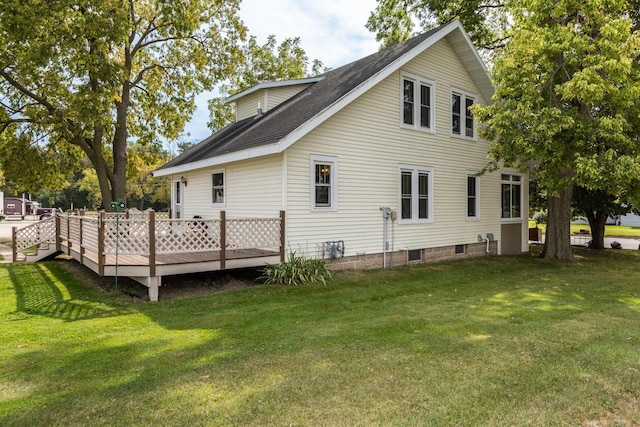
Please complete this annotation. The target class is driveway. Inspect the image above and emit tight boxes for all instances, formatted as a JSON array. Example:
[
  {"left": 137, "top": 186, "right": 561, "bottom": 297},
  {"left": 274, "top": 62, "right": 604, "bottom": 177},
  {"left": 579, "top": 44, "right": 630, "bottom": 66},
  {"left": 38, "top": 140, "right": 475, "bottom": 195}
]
[
  {"left": 0, "top": 219, "right": 40, "bottom": 242},
  {"left": 0, "top": 219, "right": 39, "bottom": 262}
]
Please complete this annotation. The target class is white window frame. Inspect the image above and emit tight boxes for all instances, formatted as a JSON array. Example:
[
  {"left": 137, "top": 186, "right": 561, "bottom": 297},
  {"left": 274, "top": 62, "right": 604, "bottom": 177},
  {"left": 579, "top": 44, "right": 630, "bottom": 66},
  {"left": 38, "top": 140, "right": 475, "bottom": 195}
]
[
  {"left": 400, "top": 72, "right": 435, "bottom": 133},
  {"left": 398, "top": 164, "right": 434, "bottom": 224},
  {"left": 466, "top": 172, "right": 480, "bottom": 220},
  {"left": 451, "top": 88, "right": 477, "bottom": 140},
  {"left": 310, "top": 155, "right": 338, "bottom": 211},
  {"left": 211, "top": 170, "right": 225, "bottom": 207},
  {"left": 501, "top": 173, "right": 523, "bottom": 222}
]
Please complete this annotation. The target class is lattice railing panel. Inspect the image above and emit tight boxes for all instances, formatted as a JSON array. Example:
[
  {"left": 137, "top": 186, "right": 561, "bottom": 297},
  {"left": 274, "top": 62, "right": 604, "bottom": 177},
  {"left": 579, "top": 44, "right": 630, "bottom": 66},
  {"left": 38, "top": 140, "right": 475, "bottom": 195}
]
[
  {"left": 155, "top": 219, "right": 222, "bottom": 254},
  {"left": 103, "top": 219, "right": 150, "bottom": 255},
  {"left": 15, "top": 216, "right": 57, "bottom": 252},
  {"left": 81, "top": 217, "right": 99, "bottom": 253},
  {"left": 226, "top": 218, "right": 281, "bottom": 249}
]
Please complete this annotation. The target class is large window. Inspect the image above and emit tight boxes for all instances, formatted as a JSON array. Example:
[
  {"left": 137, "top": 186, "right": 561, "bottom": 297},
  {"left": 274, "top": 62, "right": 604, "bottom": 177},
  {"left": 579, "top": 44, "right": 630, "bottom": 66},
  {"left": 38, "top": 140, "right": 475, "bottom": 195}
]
[
  {"left": 501, "top": 174, "right": 522, "bottom": 219},
  {"left": 401, "top": 72, "right": 435, "bottom": 132},
  {"left": 467, "top": 174, "right": 479, "bottom": 219},
  {"left": 212, "top": 171, "right": 225, "bottom": 205},
  {"left": 399, "top": 165, "right": 433, "bottom": 223},
  {"left": 451, "top": 89, "right": 476, "bottom": 139},
  {"left": 311, "top": 155, "right": 337, "bottom": 210}
]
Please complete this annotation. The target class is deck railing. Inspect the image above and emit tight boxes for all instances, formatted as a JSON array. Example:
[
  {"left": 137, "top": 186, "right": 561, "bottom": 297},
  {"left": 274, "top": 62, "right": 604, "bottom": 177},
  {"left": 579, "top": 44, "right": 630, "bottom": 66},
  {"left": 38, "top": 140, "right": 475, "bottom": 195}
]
[
  {"left": 12, "top": 210, "right": 285, "bottom": 271},
  {"left": 12, "top": 216, "right": 57, "bottom": 261},
  {"left": 54, "top": 210, "right": 285, "bottom": 275}
]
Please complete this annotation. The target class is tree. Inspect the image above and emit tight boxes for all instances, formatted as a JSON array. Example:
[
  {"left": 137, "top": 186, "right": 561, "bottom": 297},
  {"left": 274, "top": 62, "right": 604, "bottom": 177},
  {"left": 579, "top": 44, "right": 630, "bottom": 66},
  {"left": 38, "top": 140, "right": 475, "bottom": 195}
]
[
  {"left": 208, "top": 35, "right": 328, "bottom": 132},
  {"left": 366, "top": 0, "right": 510, "bottom": 51},
  {"left": 126, "top": 142, "right": 171, "bottom": 210},
  {"left": 0, "top": 0, "right": 246, "bottom": 209},
  {"left": 474, "top": 0, "right": 640, "bottom": 260},
  {"left": 572, "top": 187, "right": 635, "bottom": 250}
]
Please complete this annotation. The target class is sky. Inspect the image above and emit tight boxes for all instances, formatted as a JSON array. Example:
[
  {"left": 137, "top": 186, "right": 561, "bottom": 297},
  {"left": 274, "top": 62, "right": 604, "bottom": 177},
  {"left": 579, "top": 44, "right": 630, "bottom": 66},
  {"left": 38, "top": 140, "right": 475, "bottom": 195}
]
[{"left": 181, "top": 0, "right": 381, "bottom": 143}]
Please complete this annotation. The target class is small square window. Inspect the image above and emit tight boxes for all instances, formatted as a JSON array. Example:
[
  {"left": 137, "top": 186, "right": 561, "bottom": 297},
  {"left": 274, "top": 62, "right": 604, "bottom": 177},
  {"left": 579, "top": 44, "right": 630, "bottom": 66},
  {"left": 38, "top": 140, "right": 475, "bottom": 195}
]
[
  {"left": 407, "top": 249, "right": 422, "bottom": 262},
  {"left": 455, "top": 244, "right": 465, "bottom": 254}
]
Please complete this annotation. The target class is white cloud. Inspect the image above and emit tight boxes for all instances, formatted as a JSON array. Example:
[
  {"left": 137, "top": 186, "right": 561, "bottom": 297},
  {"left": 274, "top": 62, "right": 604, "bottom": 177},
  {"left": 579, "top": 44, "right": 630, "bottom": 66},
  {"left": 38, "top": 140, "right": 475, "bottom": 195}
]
[{"left": 183, "top": 0, "right": 380, "bottom": 142}]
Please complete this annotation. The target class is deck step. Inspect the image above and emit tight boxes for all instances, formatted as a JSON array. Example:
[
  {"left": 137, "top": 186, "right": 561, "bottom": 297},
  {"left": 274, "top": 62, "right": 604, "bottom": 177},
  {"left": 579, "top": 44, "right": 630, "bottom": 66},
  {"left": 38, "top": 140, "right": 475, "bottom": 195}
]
[{"left": 25, "top": 245, "right": 61, "bottom": 262}]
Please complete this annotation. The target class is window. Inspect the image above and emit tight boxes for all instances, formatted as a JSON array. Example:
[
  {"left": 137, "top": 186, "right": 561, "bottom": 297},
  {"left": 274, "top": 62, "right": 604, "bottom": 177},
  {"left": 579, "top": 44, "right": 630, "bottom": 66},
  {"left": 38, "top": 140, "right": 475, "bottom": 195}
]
[
  {"left": 451, "top": 89, "right": 476, "bottom": 139},
  {"left": 407, "top": 249, "right": 422, "bottom": 262},
  {"left": 311, "top": 155, "right": 337, "bottom": 210},
  {"left": 501, "top": 174, "right": 522, "bottom": 219},
  {"left": 401, "top": 72, "right": 435, "bottom": 131},
  {"left": 467, "top": 174, "right": 479, "bottom": 219},
  {"left": 212, "top": 172, "right": 224, "bottom": 205},
  {"left": 399, "top": 165, "right": 433, "bottom": 223},
  {"left": 455, "top": 244, "right": 465, "bottom": 254}
]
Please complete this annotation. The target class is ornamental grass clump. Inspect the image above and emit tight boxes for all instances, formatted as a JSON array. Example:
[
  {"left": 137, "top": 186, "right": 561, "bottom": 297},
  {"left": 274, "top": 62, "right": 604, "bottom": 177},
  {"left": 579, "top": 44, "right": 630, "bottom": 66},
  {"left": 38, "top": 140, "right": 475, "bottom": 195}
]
[{"left": 260, "top": 250, "right": 332, "bottom": 285}]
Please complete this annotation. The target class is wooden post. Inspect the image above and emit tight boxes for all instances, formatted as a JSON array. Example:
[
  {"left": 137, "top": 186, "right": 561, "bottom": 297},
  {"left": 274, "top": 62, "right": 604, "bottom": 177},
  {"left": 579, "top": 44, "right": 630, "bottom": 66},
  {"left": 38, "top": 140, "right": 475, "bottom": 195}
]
[
  {"left": 12, "top": 226, "right": 17, "bottom": 263},
  {"left": 55, "top": 215, "right": 61, "bottom": 252},
  {"left": 279, "top": 210, "right": 286, "bottom": 262},
  {"left": 148, "top": 210, "right": 156, "bottom": 277},
  {"left": 220, "top": 210, "right": 226, "bottom": 270},
  {"left": 66, "top": 215, "right": 71, "bottom": 254},
  {"left": 98, "top": 212, "right": 105, "bottom": 276},
  {"left": 79, "top": 216, "right": 84, "bottom": 263}
]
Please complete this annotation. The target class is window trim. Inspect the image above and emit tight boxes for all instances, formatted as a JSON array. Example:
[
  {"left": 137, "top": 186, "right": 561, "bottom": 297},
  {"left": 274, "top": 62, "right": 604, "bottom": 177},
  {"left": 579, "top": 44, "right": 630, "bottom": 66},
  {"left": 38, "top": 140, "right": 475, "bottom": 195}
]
[
  {"left": 211, "top": 170, "right": 225, "bottom": 207},
  {"left": 398, "top": 164, "right": 434, "bottom": 224},
  {"left": 451, "top": 88, "right": 477, "bottom": 140},
  {"left": 310, "top": 155, "right": 338, "bottom": 211},
  {"left": 466, "top": 172, "right": 480, "bottom": 221},
  {"left": 400, "top": 72, "right": 436, "bottom": 133},
  {"left": 501, "top": 173, "right": 523, "bottom": 223}
]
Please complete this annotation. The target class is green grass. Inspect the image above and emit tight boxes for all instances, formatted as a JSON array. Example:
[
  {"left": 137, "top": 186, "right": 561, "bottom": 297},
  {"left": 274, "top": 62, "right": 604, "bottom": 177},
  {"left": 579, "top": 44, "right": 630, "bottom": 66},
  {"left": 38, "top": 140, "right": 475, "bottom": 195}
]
[
  {"left": 1, "top": 249, "right": 640, "bottom": 426},
  {"left": 530, "top": 221, "right": 640, "bottom": 238}
]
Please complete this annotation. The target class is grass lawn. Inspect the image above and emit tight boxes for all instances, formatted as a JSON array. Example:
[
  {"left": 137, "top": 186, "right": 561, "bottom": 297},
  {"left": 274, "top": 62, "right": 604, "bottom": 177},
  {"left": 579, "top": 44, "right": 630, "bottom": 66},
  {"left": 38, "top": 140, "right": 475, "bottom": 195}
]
[
  {"left": 529, "top": 221, "right": 640, "bottom": 238},
  {"left": 1, "top": 249, "right": 640, "bottom": 426}
]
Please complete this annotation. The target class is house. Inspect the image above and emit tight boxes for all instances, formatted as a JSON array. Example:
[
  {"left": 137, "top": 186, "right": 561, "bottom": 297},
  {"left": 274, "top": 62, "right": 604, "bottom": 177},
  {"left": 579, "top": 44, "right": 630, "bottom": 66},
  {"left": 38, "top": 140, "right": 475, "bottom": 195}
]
[{"left": 154, "top": 20, "right": 529, "bottom": 270}]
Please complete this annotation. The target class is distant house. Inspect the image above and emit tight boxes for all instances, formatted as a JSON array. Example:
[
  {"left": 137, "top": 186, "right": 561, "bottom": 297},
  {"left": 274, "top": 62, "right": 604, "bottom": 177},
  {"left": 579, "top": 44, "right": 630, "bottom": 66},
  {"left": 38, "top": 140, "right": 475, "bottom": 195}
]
[{"left": 154, "top": 20, "right": 529, "bottom": 269}]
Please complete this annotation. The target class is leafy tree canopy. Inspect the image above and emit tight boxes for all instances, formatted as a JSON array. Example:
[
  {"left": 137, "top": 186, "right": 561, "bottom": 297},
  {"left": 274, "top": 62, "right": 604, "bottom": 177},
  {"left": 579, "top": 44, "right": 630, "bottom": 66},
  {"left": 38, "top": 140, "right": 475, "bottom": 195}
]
[
  {"left": 474, "top": 0, "right": 640, "bottom": 259},
  {"left": 208, "top": 35, "right": 329, "bottom": 132},
  {"left": 366, "top": 0, "right": 510, "bottom": 51},
  {"left": 0, "top": 0, "right": 246, "bottom": 208}
]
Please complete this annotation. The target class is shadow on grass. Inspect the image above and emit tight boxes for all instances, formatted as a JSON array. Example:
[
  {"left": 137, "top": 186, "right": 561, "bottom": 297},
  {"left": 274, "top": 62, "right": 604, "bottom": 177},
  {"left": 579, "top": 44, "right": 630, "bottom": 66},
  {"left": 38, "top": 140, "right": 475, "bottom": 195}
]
[{"left": 8, "top": 263, "right": 135, "bottom": 321}]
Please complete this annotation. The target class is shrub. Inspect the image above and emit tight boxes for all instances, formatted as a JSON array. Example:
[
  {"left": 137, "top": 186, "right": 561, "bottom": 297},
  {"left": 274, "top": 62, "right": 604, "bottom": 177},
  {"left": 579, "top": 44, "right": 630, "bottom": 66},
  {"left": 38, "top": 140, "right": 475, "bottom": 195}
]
[{"left": 260, "top": 251, "right": 332, "bottom": 286}]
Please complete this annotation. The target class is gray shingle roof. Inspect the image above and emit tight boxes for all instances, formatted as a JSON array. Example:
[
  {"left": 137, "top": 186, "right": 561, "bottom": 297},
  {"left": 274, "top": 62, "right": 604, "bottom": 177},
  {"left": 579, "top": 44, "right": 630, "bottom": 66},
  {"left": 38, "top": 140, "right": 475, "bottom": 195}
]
[{"left": 157, "top": 25, "right": 444, "bottom": 172}]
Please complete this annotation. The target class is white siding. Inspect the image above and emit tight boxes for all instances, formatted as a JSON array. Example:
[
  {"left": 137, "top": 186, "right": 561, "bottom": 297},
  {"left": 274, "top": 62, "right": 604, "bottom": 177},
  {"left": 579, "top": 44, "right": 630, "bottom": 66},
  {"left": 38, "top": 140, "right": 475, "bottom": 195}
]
[
  {"left": 236, "top": 91, "right": 266, "bottom": 122},
  {"left": 235, "top": 84, "right": 313, "bottom": 121},
  {"left": 265, "top": 84, "right": 311, "bottom": 110},
  {"left": 170, "top": 154, "right": 283, "bottom": 219},
  {"left": 284, "top": 38, "right": 524, "bottom": 257}
]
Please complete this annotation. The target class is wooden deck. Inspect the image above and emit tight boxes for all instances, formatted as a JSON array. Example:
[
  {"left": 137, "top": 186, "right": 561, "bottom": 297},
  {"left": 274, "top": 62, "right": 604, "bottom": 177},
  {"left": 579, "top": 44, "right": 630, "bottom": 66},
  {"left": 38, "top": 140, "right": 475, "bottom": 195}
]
[{"left": 14, "top": 211, "right": 285, "bottom": 301}]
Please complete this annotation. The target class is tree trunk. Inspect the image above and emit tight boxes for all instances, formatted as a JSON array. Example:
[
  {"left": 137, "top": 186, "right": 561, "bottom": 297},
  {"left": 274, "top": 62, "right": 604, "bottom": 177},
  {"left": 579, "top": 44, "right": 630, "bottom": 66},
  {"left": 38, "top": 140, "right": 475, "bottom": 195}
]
[
  {"left": 586, "top": 210, "right": 607, "bottom": 250},
  {"left": 542, "top": 185, "right": 574, "bottom": 261}
]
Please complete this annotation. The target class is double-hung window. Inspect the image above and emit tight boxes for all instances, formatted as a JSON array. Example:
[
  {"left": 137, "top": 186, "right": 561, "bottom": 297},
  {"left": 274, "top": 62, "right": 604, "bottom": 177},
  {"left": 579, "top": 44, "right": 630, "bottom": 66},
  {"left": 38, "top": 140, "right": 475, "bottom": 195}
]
[
  {"left": 311, "top": 155, "right": 337, "bottom": 210},
  {"left": 501, "top": 174, "right": 522, "bottom": 220},
  {"left": 401, "top": 72, "right": 435, "bottom": 132},
  {"left": 399, "top": 165, "right": 433, "bottom": 223},
  {"left": 451, "top": 89, "right": 477, "bottom": 139},
  {"left": 212, "top": 171, "right": 225, "bottom": 205},
  {"left": 467, "top": 173, "right": 479, "bottom": 219}
]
